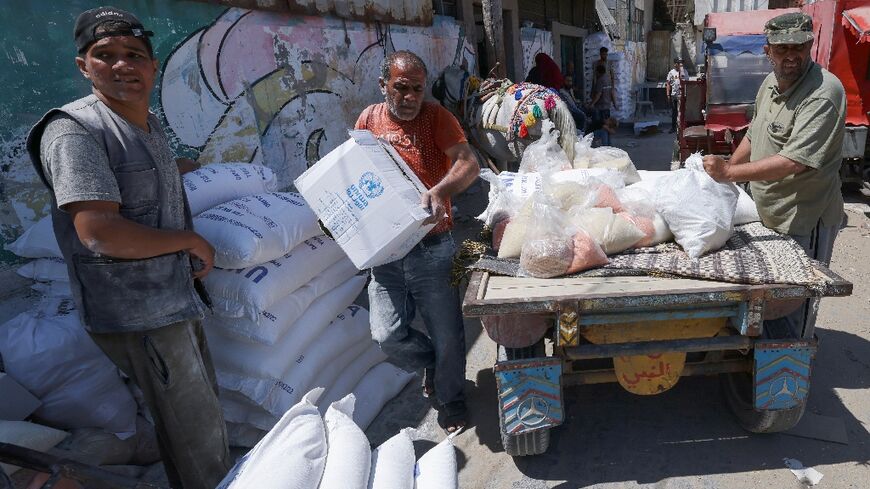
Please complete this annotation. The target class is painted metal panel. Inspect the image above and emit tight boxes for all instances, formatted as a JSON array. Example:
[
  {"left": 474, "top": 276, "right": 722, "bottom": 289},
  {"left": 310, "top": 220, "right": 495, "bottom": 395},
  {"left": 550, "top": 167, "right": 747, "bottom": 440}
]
[
  {"left": 753, "top": 340, "right": 816, "bottom": 411},
  {"left": 495, "top": 358, "right": 564, "bottom": 435}
]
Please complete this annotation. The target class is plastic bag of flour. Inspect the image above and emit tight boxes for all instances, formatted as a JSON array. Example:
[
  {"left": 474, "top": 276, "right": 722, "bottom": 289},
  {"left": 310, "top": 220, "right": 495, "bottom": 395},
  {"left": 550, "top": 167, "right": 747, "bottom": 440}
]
[
  {"left": 183, "top": 163, "right": 277, "bottom": 216},
  {"left": 318, "top": 343, "right": 388, "bottom": 411},
  {"left": 204, "top": 235, "right": 345, "bottom": 320},
  {"left": 654, "top": 153, "right": 739, "bottom": 259},
  {"left": 352, "top": 363, "right": 415, "bottom": 431},
  {"left": 518, "top": 120, "right": 572, "bottom": 174},
  {"left": 414, "top": 437, "right": 458, "bottom": 489},
  {"left": 217, "top": 389, "right": 327, "bottom": 489},
  {"left": 319, "top": 395, "right": 372, "bottom": 489},
  {"left": 5, "top": 216, "right": 62, "bottom": 259},
  {"left": 368, "top": 428, "right": 416, "bottom": 489},
  {"left": 519, "top": 199, "right": 576, "bottom": 278},
  {"left": 0, "top": 298, "right": 136, "bottom": 438},
  {"left": 574, "top": 146, "right": 641, "bottom": 184},
  {"left": 204, "top": 277, "right": 368, "bottom": 390},
  {"left": 208, "top": 257, "right": 358, "bottom": 345},
  {"left": 569, "top": 207, "right": 646, "bottom": 255},
  {"left": 194, "top": 192, "right": 321, "bottom": 269}
]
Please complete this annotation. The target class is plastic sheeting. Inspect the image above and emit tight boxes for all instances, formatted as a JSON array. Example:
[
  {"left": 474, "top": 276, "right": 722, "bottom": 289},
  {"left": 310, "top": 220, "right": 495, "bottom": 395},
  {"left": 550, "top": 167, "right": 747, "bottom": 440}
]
[
  {"left": 708, "top": 35, "right": 768, "bottom": 56},
  {"left": 842, "top": 6, "right": 870, "bottom": 43}
]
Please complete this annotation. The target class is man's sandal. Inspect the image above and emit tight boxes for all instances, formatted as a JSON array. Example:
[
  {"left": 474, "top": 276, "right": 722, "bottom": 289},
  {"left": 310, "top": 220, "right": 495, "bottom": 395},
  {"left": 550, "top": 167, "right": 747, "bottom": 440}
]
[
  {"left": 437, "top": 400, "right": 468, "bottom": 434},
  {"left": 422, "top": 367, "right": 435, "bottom": 398}
]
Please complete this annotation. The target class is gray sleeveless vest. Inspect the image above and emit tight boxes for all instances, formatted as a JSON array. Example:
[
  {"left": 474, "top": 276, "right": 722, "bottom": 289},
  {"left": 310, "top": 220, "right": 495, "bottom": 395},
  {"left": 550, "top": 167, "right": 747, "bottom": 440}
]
[{"left": 26, "top": 95, "right": 207, "bottom": 333}]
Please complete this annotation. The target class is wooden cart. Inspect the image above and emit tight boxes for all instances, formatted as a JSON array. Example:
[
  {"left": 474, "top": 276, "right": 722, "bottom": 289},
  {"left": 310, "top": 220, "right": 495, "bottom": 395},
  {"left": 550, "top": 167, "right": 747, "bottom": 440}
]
[{"left": 462, "top": 266, "right": 852, "bottom": 456}]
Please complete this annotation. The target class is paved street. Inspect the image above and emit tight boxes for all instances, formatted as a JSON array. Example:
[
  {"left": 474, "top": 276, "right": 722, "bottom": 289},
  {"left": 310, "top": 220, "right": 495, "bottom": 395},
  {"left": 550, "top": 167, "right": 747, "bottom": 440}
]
[{"left": 366, "top": 126, "right": 870, "bottom": 489}]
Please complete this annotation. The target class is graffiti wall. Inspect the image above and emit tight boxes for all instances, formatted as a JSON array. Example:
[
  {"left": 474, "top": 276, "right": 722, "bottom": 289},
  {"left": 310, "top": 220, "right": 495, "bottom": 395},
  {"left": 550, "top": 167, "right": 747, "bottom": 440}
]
[{"left": 0, "top": 1, "right": 474, "bottom": 270}]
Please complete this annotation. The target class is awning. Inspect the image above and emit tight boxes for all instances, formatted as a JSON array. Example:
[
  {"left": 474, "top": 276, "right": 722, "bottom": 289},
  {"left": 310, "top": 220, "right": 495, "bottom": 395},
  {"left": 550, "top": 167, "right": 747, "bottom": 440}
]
[{"left": 842, "top": 6, "right": 870, "bottom": 43}]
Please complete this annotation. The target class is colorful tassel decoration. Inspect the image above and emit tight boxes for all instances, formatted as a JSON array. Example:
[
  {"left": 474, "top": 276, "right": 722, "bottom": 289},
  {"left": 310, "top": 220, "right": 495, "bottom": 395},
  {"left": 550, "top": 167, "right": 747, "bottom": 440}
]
[
  {"left": 515, "top": 90, "right": 523, "bottom": 101},
  {"left": 544, "top": 95, "right": 556, "bottom": 111},
  {"left": 532, "top": 104, "right": 543, "bottom": 119},
  {"left": 524, "top": 112, "right": 537, "bottom": 127},
  {"left": 518, "top": 124, "right": 529, "bottom": 138}
]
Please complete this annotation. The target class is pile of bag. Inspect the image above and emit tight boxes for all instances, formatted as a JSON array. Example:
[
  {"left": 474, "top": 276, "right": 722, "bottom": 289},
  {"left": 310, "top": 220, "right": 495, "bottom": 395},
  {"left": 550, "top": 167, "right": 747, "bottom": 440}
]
[
  {"left": 219, "top": 390, "right": 458, "bottom": 489},
  {"left": 481, "top": 147, "right": 762, "bottom": 277},
  {"left": 186, "top": 164, "right": 413, "bottom": 446}
]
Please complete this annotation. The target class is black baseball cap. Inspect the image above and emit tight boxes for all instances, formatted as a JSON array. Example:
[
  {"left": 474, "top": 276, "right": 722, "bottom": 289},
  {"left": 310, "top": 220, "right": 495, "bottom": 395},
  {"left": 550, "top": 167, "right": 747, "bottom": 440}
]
[{"left": 74, "top": 6, "right": 154, "bottom": 55}]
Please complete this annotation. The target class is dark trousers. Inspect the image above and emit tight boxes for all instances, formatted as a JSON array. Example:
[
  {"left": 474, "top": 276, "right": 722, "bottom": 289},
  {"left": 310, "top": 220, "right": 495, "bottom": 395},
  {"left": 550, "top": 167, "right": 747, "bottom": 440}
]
[
  {"left": 670, "top": 98, "right": 679, "bottom": 132},
  {"left": 89, "top": 320, "right": 231, "bottom": 489}
]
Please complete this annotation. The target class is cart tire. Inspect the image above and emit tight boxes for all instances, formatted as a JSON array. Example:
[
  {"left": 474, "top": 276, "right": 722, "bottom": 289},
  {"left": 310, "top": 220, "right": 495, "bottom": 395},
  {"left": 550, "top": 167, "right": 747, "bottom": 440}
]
[
  {"left": 720, "top": 372, "right": 806, "bottom": 433},
  {"left": 496, "top": 340, "right": 551, "bottom": 456}
]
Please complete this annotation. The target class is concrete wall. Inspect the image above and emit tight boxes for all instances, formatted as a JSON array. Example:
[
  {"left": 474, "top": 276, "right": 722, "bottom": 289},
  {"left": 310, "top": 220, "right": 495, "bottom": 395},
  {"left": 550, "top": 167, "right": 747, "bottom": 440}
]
[
  {"left": 0, "top": 1, "right": 474, "bottom": 270},
  {"left": 520, "top": 27, "right": 554, "bottom": 77}
]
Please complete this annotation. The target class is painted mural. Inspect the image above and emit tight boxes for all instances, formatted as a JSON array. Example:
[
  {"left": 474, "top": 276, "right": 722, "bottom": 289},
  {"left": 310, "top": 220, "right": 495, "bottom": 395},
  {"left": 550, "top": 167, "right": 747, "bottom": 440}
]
[
  {"left": 160, "top": 8, "right": 475, "bottom": 190},
  {"left": 0, "top": 1, "right": 474, "bottom": 269}
]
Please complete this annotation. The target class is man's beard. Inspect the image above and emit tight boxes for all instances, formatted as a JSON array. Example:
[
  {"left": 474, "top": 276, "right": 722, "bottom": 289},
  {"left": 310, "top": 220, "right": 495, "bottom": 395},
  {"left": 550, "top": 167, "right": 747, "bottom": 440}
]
[
  {"left": 386, "top": 96, "right": 419, "bottom": 121},
  {"left": 771, "top": 57, "right": 808, "bottom": 83}
]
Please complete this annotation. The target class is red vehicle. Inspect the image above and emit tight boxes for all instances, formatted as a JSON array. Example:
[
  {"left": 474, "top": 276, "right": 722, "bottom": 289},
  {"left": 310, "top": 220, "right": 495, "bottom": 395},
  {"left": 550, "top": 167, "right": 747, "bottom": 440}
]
[{"left": 677, "top": 0, "right": 869, "bottom": 187}]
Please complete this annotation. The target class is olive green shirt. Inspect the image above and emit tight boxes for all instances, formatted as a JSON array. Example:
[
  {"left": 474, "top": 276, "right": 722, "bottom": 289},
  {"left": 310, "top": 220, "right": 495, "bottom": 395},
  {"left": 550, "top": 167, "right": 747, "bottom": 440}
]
[{"left": 747, "top": 61, "right": 845, "bottom": 236}]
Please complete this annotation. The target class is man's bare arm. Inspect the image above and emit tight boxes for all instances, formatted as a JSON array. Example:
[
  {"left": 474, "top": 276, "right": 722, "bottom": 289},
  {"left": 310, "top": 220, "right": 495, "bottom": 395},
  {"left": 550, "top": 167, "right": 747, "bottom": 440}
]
[
  {"left": 67, "top": 201, "right": 215, "bottom": 277},
  {"left": 420, "top": 142, "right": 480, "bottom": 225},
  {"left": 702, "top": 152, "right": 807, "bottom": 183},
  {"left": 728, "top": 134, "right": 752, "bottom": 166}
]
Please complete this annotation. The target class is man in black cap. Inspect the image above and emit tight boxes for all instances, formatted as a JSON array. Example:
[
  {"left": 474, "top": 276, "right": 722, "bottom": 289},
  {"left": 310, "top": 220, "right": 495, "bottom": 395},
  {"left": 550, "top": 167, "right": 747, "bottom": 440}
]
[
  {"left": 702, "top": 12, "right": 845, "bottom": 341},
  {"left": 26, "top": 7, "right": 231, "bottom": 488}
]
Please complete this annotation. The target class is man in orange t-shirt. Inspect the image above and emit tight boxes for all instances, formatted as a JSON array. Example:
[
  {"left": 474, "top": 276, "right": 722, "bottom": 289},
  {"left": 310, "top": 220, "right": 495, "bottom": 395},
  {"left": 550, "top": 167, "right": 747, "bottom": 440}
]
[{"left": 354, "top": 50, "right": 479, "bottom": 433}]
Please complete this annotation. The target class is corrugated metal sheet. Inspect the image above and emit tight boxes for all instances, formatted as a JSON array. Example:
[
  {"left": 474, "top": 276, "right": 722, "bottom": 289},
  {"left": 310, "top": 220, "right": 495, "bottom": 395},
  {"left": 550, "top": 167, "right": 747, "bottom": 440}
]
[{"left": 192, "top": 0, "right": 433, "bottom": 26}]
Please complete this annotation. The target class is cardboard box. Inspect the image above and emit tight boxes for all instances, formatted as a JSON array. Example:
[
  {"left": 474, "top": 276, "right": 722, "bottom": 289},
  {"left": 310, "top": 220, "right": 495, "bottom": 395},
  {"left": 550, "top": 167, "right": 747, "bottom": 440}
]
[
  {"left": 0, "top": 372, "right": 41, "bottom": 420},
  {"left": 295, "top": 130, "right": 434, "bottom": 269}
]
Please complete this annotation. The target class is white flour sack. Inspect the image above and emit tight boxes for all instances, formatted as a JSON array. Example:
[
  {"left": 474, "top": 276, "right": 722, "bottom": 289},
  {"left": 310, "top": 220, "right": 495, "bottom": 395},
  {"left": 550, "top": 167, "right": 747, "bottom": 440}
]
[
  {"left": 654, "top": 153, "right": 739, "bottom": 259},
  {"left": 217, "top": 389, "right": 327, "bottom": 489},
  {"left": 5, "top": 216, "right": 62, "bottom": 259},
  {"left": 194, "top": 192, "right": 321, "bottom": 269},
  {"left": 183, "top": 163, "right": 277, "bottom": 216},
  {"left": 0, "top": 299, "right": 136, "bottom": 438},
  {"left": 220, "top": 392, "right": 278, "bottom": 432},
  {"left": 208, "top": 276, "right": 367, "bottom": 386},
  {"left": 204, "top": 235, "right": 344, "bottom": 320},
  {"left": 209, "top": 257, "right": 358, "bottom": 345},
  {"left": 318, "top": 342, "right": 387, "bottom": 412},
  {"left": 351, "top": 362, "right": 415, "bottom": 430},
  {"left": 368, "top": 428, "right": 416, "bottom": 489},
  {"left": 319, "top": 395, "right": 372, "bottom": 489},
  {"left": 16, "top": 257, "right": 69, "bottom": 282},
  {"left": 215, "top": 300, "right": 370, "bottom": 416},
  {"left": 414, "top": 437, "right": 458, "bottom": 489}
]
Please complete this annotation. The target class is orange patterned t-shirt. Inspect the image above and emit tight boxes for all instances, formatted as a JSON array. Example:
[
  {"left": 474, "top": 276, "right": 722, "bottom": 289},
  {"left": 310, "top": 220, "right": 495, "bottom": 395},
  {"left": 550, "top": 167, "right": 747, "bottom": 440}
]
[{"left": 354, "top": 101, "right": 467, "bottom": 235}]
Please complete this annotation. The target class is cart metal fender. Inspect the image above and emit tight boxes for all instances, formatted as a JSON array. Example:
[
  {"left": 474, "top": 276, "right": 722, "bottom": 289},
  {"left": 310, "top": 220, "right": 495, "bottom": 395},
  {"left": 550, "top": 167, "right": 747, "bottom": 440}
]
[
  {"left": 494, "top": 357, "right": 564, "bottom": 435},
  {"left": 753, "top": 339, "right": 817, "bottom": 410}
]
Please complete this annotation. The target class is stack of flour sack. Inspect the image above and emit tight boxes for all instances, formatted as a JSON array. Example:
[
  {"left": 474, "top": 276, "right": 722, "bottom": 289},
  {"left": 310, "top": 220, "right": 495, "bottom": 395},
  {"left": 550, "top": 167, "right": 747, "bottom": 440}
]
[{"left": 185, "top": 163, "right": 413, "bottom": 447}]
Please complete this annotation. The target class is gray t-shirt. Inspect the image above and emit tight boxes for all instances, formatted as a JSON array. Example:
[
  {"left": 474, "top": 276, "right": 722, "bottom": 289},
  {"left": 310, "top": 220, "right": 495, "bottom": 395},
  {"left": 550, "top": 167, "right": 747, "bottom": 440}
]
[{"left": 39, "top": 113, "right": 186, "bottom": 231}]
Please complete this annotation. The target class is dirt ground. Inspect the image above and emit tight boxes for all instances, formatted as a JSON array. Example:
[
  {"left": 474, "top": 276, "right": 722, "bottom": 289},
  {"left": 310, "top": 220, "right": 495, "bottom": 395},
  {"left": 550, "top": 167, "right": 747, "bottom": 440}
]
[{"left": 365, "top": 124, "right": 870, "bottom": 489}]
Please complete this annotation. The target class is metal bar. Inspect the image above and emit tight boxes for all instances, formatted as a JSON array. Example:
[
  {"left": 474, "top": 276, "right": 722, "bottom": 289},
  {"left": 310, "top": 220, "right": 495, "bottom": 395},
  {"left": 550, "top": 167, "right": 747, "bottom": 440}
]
[
  {"left": 563, "top": 335, "right": 753, "bottom": 360},
  {"left": 563, "top": 358, "right": 752, "bottom": 385},
  {"left": 0, "top": 443, "right": 166, "bottom": 489},
  {"left": 577, "top": 306, "right": 738, "bottom": 325}
]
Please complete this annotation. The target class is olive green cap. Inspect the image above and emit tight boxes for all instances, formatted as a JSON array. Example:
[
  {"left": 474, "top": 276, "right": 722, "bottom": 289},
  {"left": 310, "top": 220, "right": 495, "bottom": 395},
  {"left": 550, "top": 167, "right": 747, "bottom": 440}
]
[{"left": 765, "top": 12, "right": 814, "bottom": 45}]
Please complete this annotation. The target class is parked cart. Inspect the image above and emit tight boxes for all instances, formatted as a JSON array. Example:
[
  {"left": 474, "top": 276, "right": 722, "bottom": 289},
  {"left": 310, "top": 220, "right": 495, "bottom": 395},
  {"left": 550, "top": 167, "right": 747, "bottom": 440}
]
[{"left": 462, "top": 261, "right": 852, "bottom": 456}]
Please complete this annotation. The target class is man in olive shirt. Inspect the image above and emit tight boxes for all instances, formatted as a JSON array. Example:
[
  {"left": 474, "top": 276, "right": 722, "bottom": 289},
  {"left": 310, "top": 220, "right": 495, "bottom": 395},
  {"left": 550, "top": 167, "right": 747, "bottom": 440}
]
[{"left": 703, "top": 12, "right": 845, "bottom": 339}]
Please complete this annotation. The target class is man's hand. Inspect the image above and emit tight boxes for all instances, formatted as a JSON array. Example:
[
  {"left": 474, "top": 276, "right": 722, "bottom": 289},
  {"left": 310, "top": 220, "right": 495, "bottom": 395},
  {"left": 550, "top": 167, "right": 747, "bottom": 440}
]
[
  {"left": 702, "top": 155, "right": 732, "bottom": 182},
  {"left": 176, "top": 157, "right": 200, "bottom": 175},
  {"left": 420, "top": 188, "right": 447, "bottom": 226},
  {"left": 186, "top": 234, "right": 215, "bottom": 279}
]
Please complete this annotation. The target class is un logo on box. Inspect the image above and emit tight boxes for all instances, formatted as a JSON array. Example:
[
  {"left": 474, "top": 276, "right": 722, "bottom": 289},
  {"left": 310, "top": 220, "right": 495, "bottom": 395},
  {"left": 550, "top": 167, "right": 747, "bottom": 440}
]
[{"left": 359, "top": 171, "right": 384, "bottom": 199}]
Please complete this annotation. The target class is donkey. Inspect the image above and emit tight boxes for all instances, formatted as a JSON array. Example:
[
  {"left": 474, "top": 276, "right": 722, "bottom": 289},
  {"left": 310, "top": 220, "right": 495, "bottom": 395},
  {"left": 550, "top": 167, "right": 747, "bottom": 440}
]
[{"left": 433, "top": 64, "right": 576, "bottom": 171}]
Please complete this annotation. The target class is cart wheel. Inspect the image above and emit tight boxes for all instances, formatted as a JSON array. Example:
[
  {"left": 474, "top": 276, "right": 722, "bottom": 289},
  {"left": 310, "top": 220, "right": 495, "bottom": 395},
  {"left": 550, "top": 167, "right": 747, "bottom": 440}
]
[
  {"left": 496, "top": 340, "right": 551, "bottom": 456},
  {"left": 720, "top": 372, "right": 806, "bottom": 433}
]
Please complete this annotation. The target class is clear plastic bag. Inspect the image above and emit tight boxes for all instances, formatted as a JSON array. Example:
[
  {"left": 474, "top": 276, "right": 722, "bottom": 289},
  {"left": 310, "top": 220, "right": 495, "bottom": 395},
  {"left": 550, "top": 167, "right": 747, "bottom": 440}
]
[
  {"left": 519, "top": 120, "right": 572, "bottom": 174},
  {"left": 519, "top": 198, "right": 608, "bottom": 278},
  {"left": 615, "top": 186, "right": 673, "bottom": 248},
  {"left": 568, "top": 206, "right": 645, "bottom": 255},
  {"left": 573, "top": 145, "right": 641, "bottom": 184}
]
